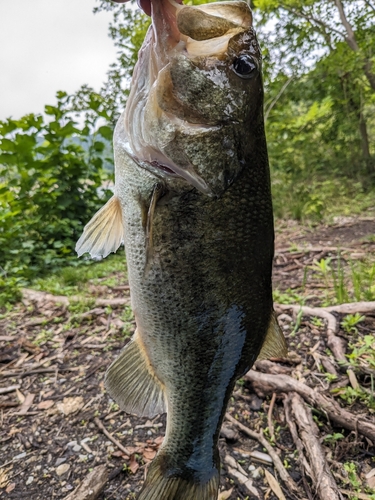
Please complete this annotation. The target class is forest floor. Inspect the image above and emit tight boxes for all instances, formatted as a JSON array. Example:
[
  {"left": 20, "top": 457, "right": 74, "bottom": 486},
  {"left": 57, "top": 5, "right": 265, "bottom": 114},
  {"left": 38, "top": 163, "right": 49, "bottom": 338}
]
[{"left": 1, "top": 216, "right": 375, "bottom": 500}]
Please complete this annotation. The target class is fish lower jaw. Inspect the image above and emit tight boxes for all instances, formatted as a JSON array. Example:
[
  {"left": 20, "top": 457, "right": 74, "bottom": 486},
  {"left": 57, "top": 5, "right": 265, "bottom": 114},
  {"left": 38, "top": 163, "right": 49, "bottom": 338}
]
[
  {"left": 134, "top": 155, "right": 213, "bottom": 196},
  {"left": 147, "top": 159, "right": 181, "bottom": 177}
]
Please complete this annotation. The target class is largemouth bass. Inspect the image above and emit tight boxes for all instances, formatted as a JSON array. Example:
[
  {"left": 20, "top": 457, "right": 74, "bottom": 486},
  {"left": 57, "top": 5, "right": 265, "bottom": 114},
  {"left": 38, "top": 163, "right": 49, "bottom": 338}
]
[{"left": 76, "top": 0, "right": 287, "bottom": 498}]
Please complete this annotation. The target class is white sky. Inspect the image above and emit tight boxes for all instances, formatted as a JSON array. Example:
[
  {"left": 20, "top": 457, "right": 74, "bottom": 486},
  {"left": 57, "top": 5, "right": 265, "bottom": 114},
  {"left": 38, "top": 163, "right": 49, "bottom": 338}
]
[{"left": 0, "top": 0, "right": 118, "bottom": 121}]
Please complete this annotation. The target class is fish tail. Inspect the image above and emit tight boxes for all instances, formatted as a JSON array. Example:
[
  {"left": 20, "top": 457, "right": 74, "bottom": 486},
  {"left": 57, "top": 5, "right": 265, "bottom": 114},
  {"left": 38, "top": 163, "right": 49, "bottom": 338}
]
[{"left": 137, "top": 455, "right": 219, "bottom": 500}]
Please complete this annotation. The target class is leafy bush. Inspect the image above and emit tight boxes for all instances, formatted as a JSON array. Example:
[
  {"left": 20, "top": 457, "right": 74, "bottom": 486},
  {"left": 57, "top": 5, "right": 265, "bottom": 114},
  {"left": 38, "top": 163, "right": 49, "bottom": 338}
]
[{"left": 0, "top": 91, "right": 114, "bottom": 305}]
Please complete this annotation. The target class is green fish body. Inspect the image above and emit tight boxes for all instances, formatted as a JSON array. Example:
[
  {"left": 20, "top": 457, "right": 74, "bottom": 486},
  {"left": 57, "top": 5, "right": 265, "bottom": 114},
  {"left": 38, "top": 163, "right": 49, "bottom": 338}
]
[{"left": 76, "top": 1, "right": 286, "bottom": 498}]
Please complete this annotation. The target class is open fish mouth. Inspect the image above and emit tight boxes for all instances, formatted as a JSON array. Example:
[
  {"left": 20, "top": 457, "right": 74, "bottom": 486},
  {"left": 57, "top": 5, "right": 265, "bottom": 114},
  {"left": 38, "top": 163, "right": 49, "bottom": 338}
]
[
  {"left": 122, "top": 0, "right": 253, "bottom": 195},
  {"left": 151, "top": 0, "right": 252, "bottom": 57}
]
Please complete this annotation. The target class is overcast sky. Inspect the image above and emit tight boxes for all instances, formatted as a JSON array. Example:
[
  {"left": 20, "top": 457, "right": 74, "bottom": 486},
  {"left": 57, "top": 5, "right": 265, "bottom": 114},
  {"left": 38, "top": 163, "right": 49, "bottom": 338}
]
[{"left": 0, "top": 0, "right": 118, "bottom": 121}]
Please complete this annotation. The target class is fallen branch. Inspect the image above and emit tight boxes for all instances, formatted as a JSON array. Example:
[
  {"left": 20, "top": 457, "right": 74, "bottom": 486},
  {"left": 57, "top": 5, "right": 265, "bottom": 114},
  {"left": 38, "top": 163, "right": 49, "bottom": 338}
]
[
  {"left": 22, "top": 289, "right": 70, "bottom": 307},
  {"left": 0, "top": 385, "right": 20, "bottom": 395},
  {"left": 276, "top": 304, "right": 347, "bottom": 365},
  {"left": 225, "top": 413, "right": 303, "bottom": 498},
  {"left": 245, "top": 370, "right": 375, "bottom": 443},
  {"left": 94, "top": 417, "right": 130, "bottom": 457},
  {"left": 284, "top": 398, "right": 314, "bottom": 500},
  {"left": 63, "top": 464, "right": 108, "bottom": 500},
  {"left": 325, "top": 301, "right": 375, "bottom": 314},
  {"left": 224, "top": 455, "right": 260, "bottom": 499},
  {"left": 285, "top": 393, "right": 342, "bottom": 500},
  {"left": 254, "top": 360, "right": 292, "bottom": 375}
]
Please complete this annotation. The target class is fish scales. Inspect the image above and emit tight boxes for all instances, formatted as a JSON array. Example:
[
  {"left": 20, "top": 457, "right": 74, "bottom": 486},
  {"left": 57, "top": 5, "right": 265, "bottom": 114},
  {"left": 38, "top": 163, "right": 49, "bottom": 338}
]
[{"left": 76, "top": 1, "right": 287, "bottom": 498}]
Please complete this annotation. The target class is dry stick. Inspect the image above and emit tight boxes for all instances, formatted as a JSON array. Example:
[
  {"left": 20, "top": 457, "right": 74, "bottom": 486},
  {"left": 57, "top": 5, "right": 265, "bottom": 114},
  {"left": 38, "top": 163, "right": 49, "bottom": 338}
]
[
  {"left": 225, "top": 413, "right": 303, "bottom": 499},
  {"left": 283, "top": 397, "right": 314, "bottom": 500},
  {"left": 0, "top": 367, "right": 79, "bottom": 379},
  {"left": 94, "top": 417, "right": 130, "bottom": 456},
  {"left": 63, "top": 464, "right": 108, "bottom": 500},
  {"left": 286, "top": 393, "right": 343, "bottom": 500},
  {"left": 0, "top": 385, "right": 20, "bottom": 395},
  {"left": 245, "top": 370, "right": 375, "bottom": 442},
  {"left": 267, "top": 392, "right": 277, "bottom": 442}
]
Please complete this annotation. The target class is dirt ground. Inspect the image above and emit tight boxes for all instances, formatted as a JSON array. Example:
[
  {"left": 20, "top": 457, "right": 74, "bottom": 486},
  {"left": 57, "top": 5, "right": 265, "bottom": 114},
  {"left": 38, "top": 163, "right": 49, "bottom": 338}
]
[{"left": 1, "top": 217, "right": 375, "bottom": 500}]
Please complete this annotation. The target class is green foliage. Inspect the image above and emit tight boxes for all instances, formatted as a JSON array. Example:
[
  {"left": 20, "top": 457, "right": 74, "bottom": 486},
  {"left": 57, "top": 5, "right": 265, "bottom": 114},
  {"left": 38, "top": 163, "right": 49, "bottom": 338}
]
[
  {"left": 343, "top": 462, "right": 362, "bottom": 490},
  {"left": 273, "top": 288, "right": 305, "bottom": 304},
  {"left": 310, "top": 254, "right": 375, "bottom": 305},
  {"left": 323, "top": 432, "right": 344, "bottom": 445},
  {"left": 254, "top": 0, "right": 375, "bottom": 213},
  {"left": 347, "top": 334, "right": 375, "bottom": 370},
  {"left": 311, "top": 316, "right": 323, "bottom": 328},
  {"left": 341, "top": 313, "right": 365, "bottom": 335},
  {"left": 0, "top": 92, "right": 114, "bottom": 306},
  {"left": 333, "top": 384, "right": 375, "bottom": 411}
]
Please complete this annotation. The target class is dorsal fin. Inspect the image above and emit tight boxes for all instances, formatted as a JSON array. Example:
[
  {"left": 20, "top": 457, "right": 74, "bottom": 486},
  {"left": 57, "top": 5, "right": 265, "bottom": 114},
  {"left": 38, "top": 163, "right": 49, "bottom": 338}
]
[
  {"left": 257, "top": 311, "right": 287, "bottom": 360},
  {"left": 76, "top": 195, "right": 124, "bottom": 259}
]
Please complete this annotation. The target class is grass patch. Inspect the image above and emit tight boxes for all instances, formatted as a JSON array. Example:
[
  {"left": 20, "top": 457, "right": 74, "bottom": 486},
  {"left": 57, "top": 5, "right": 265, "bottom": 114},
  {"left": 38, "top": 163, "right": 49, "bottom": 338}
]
[
  {"left": 272, "top": 174, "right": 375, "bottom": 222},
  {"left": 32, "top": 252, "right": 126, "bottom": 297},
  {"left": 311, "top": 255, "right": 375, "bottom": 305}
]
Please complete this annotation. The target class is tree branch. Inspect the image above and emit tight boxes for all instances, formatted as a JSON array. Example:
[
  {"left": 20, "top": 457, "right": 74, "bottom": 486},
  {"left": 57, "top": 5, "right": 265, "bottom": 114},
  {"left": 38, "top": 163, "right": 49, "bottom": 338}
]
[
  {"left": 333, "top": 0, "right": 359, "bottom": 50},
  {"left": 265, "top": 76, "right": 294, "bottom": 122},
  {"left": 333, "top": 0, "right": 375, "bottom": 91},
  {"left": 364, "top": 0, "right": 375, "bottom": 13},
  {"left": 285, "top": 393, "right": 342, "bottom": 500},
  {"left": 245, "top": 370, "right": 375, "bottom": 442},
  {"left": 281, "top": 3, "right": 344, "bottom": 39}
]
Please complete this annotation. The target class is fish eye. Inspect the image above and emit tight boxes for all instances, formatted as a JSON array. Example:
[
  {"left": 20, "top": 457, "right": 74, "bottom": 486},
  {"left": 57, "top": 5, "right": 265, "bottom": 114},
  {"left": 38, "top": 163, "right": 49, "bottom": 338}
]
[{"left": 232, "top": 55, "right": 258, "bottom": 79}]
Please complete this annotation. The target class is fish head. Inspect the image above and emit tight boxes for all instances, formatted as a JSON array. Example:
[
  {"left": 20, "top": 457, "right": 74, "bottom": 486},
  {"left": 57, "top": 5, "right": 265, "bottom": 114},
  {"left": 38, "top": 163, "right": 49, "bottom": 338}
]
[{"left": 121, "top": 0, "right": 264, "bottom": 196}]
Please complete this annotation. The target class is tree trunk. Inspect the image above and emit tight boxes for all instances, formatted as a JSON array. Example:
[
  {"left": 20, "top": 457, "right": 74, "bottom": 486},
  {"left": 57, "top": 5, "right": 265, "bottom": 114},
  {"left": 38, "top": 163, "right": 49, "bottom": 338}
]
[{"left": 334, "top": 0, "right": 375, "bottom": 92}]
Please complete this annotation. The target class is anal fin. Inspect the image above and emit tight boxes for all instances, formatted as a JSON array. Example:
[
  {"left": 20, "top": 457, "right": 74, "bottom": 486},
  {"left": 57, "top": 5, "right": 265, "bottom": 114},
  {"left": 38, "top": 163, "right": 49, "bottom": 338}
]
[
  {"left": 105, "top": 332, "right": 166, "bottom": 417},
  {"left": 76, "top": 195, "right": 124, "bottom": 259},
  {"left": 257, "top": 311, "right": 287, "bottom": 360}
]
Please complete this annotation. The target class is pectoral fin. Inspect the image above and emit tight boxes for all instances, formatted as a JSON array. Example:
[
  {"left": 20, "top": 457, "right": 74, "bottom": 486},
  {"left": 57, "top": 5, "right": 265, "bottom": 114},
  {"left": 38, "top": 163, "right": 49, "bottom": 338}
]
[
  {"left": 105, "top": 331, "right": 166, "bottom": 417},
  {"left": 144, "top": 183, "right": 165, "bottom": 274},
  {"left": 257, "top": 311, "right": 287, "bottom": 360},
  {"left": 75, "top": 195, "right": 124, "bottom": 259}
]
